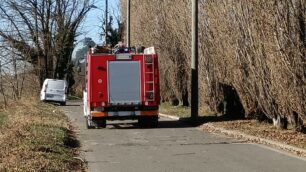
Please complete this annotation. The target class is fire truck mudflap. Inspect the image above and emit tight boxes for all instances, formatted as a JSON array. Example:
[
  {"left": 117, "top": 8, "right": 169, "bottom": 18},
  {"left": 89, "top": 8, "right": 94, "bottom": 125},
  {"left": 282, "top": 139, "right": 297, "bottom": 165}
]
[{"left": 83, "top": 47, "right": 160, "bottom": 129}]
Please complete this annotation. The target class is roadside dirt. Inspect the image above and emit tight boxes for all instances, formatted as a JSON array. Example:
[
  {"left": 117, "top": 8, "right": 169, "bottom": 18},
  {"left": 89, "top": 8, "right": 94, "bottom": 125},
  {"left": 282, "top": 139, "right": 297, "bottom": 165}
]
[{"left": 202, "top": 120, "right": 306, "bottom": 157}]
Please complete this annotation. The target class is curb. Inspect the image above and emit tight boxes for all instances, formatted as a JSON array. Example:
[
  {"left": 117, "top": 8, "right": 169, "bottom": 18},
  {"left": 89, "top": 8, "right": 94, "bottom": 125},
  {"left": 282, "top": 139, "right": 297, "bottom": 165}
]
[
  {"left": 159, "top": 113, "right": 180, "bottom": 120},
  {"left": 202, "top": 123, "right": 306, "bottom": 157},
  {"left": 159, "top": 113, "right": 306, "bottom": 158}
]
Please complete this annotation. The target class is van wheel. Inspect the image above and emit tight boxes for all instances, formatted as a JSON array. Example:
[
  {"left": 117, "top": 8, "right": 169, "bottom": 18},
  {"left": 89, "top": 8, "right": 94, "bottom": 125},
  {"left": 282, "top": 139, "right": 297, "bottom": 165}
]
[{"left": 60, "top": 102, "right": 66, "bottom": 106}]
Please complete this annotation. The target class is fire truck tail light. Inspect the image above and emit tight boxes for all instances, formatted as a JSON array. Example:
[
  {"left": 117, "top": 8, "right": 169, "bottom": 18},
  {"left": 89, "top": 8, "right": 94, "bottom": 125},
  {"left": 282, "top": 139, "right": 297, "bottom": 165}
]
[
  {"left": 101, "top": 102, "right": 106, "bottom": 106},
  {"left": 145, "top": 101, "right": 149, "bottom": 106}
]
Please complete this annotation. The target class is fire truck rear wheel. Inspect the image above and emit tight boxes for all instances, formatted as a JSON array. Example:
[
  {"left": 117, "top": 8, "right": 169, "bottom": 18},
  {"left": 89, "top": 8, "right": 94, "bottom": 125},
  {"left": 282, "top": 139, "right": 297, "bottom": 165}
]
[
  {"left": 138, "top": 116, "right": 158, "bottom": 128},
  {"left": 152, "top": 116, "right": 159, "bottom": 127},
  {"left": 138, "top": 118, "right": 146, "bottom": 128},
  {"left": 150, "top": 116, "right": 158, "bottom": 128},
  {"left": 95, "top": 118, "right": 107, "bottom": 128}
]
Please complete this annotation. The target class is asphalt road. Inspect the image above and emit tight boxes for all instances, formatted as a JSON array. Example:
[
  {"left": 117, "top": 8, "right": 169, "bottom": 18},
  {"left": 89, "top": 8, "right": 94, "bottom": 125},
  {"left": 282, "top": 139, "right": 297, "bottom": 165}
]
[{"left": 61, "top": 101, "right": 306, "bottom": 172}]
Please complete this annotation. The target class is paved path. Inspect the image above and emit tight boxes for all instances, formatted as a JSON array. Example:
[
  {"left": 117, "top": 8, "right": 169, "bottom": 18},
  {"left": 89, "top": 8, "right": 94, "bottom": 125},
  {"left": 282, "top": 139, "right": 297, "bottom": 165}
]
[{"left": 61, "top": 101, "right": 306, "bottom": 172}]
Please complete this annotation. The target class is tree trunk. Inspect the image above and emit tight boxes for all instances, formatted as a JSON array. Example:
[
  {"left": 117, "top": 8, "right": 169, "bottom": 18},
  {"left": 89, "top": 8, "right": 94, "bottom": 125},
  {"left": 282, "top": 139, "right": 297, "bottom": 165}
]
[
  {"left": 182, "top": 88, "right": 189, "bottom": 106},
  {"left": 0, "top": 62, "right": 7, "bottom": 107},
  {"left": 37, "top": 56, "right": 46, "bottom": 87},
  {"left": 170, "top": 96, "right": 179, "bottom": 106},
  {"left": 291, "top": 111, "right": 304, "bottom": 132},
  {"left": 273, "top": 115, "right": 288, "bottom": 129}
]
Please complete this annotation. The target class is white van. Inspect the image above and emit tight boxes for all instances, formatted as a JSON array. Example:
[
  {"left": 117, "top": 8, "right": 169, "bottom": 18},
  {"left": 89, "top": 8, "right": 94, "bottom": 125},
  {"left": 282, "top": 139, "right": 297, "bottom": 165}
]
[{"left": 40, "top": 79, "right": 67, "bottom": 106}]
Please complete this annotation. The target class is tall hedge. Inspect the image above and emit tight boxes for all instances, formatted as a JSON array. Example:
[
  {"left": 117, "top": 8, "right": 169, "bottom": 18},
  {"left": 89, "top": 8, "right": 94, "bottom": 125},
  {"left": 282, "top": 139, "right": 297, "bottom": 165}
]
[{"left": 120, "top": 0, "right": 305, "bottom": 130}]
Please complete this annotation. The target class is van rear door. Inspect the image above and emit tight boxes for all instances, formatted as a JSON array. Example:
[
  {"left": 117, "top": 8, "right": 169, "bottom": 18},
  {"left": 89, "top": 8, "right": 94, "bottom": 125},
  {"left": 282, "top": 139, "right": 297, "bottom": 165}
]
[{"left": 46, "top": 80, "right": 66, "bottom": 96}]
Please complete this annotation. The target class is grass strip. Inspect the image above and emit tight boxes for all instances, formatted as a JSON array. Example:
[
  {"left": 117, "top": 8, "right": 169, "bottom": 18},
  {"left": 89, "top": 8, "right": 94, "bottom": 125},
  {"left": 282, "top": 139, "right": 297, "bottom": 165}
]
[
  {"left": 0, "top": 111, "right": 7, "bottom": 126},
  {"left": 0, "top": 100, "right": 84, "bottom": 172},
  {"left": 159, "top": 102, "right": 216, "bottom": 118}
]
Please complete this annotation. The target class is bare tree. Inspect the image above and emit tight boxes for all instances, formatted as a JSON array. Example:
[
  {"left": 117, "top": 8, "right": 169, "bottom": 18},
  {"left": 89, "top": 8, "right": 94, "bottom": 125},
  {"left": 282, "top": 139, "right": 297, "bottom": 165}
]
[
  {"left": 0, "top": 61, "right": 8, "bottom": 107},
  {"left": 0, "top": 0, "right": 96, "bottom": 86},
  {"left": 0, "top": 43, "right": 35, "bottom": 105}
]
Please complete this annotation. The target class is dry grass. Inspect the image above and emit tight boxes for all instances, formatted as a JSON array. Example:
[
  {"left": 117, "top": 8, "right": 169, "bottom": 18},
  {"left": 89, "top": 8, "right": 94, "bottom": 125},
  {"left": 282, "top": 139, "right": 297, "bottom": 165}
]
[
  {"left": 0, "top": 109, "right": 7, "bottom": 126},
  {"left": 0, "top": 99, "right": 84, "bottom": 172},
  {"left": 159, "top": 103, "right": 217, "bottom": 118}
]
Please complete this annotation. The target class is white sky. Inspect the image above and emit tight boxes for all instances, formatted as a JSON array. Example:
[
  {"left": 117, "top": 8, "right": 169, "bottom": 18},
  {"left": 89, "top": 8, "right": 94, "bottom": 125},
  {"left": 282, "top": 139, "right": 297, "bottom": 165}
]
[{"left": 77, "top": 0, "right": 120, "bottom": 44}]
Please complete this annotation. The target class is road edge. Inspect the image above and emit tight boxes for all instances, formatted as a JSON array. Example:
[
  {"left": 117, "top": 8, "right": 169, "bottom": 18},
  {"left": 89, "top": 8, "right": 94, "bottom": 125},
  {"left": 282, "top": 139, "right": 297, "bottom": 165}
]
[
  {"left": 159, "top": 113, "right": 180, "bottom": 120},
  {"left": 159, "top": 113, "right": 306, "bottom": 158}
]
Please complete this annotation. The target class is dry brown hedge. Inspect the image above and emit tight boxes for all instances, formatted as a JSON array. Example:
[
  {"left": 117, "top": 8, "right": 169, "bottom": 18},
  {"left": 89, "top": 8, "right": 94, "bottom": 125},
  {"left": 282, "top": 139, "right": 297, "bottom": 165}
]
[{"left": 120, "top": 0, "right": 305, "bottom": 130}]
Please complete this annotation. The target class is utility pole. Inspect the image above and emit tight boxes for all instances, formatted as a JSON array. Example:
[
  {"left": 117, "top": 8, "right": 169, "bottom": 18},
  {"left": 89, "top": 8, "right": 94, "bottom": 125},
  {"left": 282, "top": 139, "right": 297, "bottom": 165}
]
[
  {"left": 105, "top": 0, "right": 108, "bottom": 45},
  {"left": 127, "top": 0, "right": 131, "bottom": 47},
  {"left": 191, "top": 0, "right": 198, "bottom": 121}
]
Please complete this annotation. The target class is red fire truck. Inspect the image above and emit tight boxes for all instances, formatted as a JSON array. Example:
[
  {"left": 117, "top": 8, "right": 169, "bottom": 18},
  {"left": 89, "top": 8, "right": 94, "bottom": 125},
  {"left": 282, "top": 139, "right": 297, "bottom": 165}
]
[{"left": 83, "top": 46, "right": 160, "bottom": 128}]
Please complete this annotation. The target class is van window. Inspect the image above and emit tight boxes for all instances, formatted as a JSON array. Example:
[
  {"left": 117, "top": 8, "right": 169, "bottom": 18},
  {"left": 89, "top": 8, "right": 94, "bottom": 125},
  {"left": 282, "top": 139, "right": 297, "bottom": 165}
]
[{"left": 48, "top": 80, "right": 65, "bottom": 90}]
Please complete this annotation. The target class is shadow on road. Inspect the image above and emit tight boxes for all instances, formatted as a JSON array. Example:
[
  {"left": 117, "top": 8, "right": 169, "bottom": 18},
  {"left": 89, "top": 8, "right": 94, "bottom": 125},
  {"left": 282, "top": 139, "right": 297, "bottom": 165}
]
[
  {"left": 106, "top": 119, "right": 192, "bottom": 130},
  {"left": 64, "top": 101, "right": 246, "bottom": 130},
  {"left": 104, "top": 114, "right": 245, "bottom": 130},
  {"left": 87, "top": 115, "right": 247, "bottom": 130},
  {"left": 179, "top": 115, "right": 247, "bottom": 127}
]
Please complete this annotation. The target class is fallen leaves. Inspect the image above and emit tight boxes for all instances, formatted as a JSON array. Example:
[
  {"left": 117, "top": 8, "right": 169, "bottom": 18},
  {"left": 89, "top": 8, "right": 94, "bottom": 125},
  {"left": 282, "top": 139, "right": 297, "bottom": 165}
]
[{"left": 202, "top": 120, "right": 306, "bottom": 157}]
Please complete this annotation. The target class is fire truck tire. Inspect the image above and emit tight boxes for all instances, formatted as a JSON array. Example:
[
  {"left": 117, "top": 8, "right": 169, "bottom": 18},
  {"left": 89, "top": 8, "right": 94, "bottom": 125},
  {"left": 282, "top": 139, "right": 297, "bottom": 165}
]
[
  {"left": 138, "top": 116, "right": 158, "bottom": 128},
  {"left": 95, "top": 118, "right": 107, "bottom": 128},
  {"left": 152, "top": 117, "right": 159, "bottom": 128},
  {"left": 150, "top": 116, "right": 158, "bottom": 128},
  {"left": 138, "top": 118, "right": 147, "bottom": 128}
]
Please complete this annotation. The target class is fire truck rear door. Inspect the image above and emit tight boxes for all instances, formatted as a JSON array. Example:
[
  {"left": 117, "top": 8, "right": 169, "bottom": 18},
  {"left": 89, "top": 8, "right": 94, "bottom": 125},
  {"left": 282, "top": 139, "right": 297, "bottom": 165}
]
[{"left": 108, "top": 61, "right": 141, "bottom": 105}]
